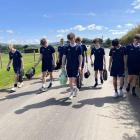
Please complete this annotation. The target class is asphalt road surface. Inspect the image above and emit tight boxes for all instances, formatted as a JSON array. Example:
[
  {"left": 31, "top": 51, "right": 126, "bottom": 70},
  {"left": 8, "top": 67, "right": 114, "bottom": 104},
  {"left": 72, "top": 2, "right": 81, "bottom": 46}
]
[{"left": 0, "top": 50, "right": 140, "bottom": 140}]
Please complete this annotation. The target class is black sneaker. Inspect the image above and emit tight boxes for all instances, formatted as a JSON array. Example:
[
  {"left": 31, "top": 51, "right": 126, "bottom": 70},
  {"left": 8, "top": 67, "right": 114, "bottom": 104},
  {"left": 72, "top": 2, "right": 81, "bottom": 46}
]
[
  {"left": 126, "top": 85, "right": 130, "bottom": 92},
  {"left": 47, "top": 82, "right": 52, "bottom": 89},
  {"left": 93, "top": 83, "right": 98, "bottom": 88},
  {"left": 132, "top": 92, "right": 137, "bottom": 97},
  {"left": 101, "top": 79, "right": 104, "bottom": 84},
  {"left": 132, "top": 89, "right": 137, "bottom": 97}
]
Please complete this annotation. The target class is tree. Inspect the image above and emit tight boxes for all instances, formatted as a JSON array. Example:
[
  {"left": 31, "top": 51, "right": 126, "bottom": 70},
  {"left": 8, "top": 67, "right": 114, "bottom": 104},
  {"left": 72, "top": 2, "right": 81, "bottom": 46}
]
[{"left": 104, "top": 38, "right": 112, "bottom": 48}]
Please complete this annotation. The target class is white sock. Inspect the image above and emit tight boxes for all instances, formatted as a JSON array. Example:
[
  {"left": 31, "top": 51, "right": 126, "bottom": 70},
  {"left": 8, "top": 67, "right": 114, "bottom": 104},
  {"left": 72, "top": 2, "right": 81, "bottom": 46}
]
[{"left": 42, "top": 84, "right": 46, "bottom": 88}]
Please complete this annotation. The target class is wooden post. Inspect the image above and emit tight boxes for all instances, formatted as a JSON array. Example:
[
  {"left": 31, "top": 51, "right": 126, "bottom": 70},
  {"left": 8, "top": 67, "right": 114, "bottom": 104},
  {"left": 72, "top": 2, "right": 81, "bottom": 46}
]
[
  {"left": 0, "top": 52, "right": 2, "bottom": 69},
  {"left": 34, "top": 49, "right": 36, "bottom": 62}
]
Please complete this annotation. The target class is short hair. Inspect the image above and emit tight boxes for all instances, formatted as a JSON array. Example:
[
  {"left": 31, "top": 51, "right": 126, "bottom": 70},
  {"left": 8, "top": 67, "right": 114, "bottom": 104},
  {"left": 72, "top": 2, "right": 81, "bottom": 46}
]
[
  {"left": 40, "top": 38, "right": 47, "bottom": 46},
  {"left": 112, "top": 39, "right": 119, "bottom": 47},
  {"left": 75, "top": 37, "right": 82, "bottom": 43},
  {"left": 67, "top": 33, "right": 76, "bottom": 40},
  {"left": 60, "top": 38, "right": 64, "bottom": 42},
  {"left": 8, "top": 44, "right": 15, "bottom": 50},
  {"left": 93, "top": 38, "right": 103, "bottom": 44},
  {"left": 134, "top": 34, "right": 140, "bottom": 40}
]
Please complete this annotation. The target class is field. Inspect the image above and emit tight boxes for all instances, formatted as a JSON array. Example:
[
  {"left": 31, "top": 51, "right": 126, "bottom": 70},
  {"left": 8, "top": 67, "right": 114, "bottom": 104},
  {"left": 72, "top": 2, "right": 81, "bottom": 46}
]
[{"left": 0, "top": 53, "right": 41, "bottom": 89}]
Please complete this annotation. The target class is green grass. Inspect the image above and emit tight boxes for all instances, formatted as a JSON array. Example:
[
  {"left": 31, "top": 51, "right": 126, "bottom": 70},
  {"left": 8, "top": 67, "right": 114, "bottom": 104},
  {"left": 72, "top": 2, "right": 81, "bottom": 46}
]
[{"left": 0, "top": 53, "right": 41, "bottom": 89}]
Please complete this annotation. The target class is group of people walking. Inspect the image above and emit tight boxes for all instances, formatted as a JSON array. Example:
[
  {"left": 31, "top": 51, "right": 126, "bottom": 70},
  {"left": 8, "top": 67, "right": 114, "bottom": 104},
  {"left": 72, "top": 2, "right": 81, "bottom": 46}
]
[{"left": 7, "top": 33, "right": 140, "bottom": 99}]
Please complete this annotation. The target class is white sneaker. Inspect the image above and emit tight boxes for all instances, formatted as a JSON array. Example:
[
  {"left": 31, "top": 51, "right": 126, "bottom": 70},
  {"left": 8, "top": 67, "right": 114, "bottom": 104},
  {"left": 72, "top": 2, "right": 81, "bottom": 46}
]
[
  {"left": 113, "top": 92, "right": 118, "bottom": 98},
  {"left": 11, "top": 87, "right": 16, "bottom": 92},
  {"left": 73, "top": 88, "right": 79, "bottom": 97},
  {"left": 18, "top": 82, "right": 24, "bottom": 88},
  {"left": 69, "top": 92, "right": 74, "bottom": 100},
  {"left": 41, "top": 87, "right": 46, "bottom": 92},
  {"left": 118, "top": 89, "right": 124, "bottom": 97},
  {"left": 40, "top": 84, "right": 46, "bottom": 92}
]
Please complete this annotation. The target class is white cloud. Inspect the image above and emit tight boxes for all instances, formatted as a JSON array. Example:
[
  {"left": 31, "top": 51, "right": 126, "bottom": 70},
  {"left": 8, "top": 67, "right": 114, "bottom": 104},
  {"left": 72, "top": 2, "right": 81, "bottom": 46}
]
[
  {"left": 127, "top": 0, "right": 140, "bottom": 13},
  {"left": 125, "top": 23, "right": 134, "bottom": 27},
  {"left": 57, "top": 24, "right": 107, "bottom": 34},
  {"left": 56, "top": 34, "right": 64, "bottom": 38},
  {"left": 109, "top": 28, "right": 129, "bottom": 37},
  {"left": 112, "top": 31, "right": 127, "bottom": 35},
  {"left": 73, "top": 25, "right": 86, "bottom": 31},
  {"left": 117, "top": 25, "right": 122, "bottom": 28},
  {"left": 57, "top": 29, "right": 70, "bottom": 34},
  {"left": 132, "top": 0, "right": 140, "bottom": 9},
  {"left": 6, "top": 30, "right": 14, "bottom": 34}
]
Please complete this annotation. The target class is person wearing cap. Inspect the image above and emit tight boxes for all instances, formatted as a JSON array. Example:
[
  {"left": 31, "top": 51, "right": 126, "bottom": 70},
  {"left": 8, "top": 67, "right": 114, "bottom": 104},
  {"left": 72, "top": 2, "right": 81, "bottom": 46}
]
[
  {"left": 62, "top": 33, "right": 82, "bottom": 99},
  {"left": 126, "top": 34, "right": 140, "bottom": 96},
  {"left": 75, "top": 37, "right": 88, "bottom": 84},
  {"left": 90, "top": 38, "right": 106, "bottom": 88},
  {"left": 7, "top": 44, "right": 24, "bottom": 92},
  {"left": 34, "top": 38, "right": 55, "bottom": 92},
  {"left": 109, "top": 39, "right": 127, "bottom": 98}
]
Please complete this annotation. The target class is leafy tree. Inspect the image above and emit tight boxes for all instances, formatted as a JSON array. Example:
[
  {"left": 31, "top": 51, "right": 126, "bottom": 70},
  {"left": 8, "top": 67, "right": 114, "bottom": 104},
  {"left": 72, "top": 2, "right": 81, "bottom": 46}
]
[{"left": 103, "top": 38, "right": 112, "bottom": 48}]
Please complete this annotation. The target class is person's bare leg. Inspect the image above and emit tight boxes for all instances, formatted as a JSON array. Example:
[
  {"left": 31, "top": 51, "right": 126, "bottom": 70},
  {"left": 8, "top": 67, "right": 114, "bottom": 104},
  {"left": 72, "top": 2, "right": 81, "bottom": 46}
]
[
  {"left": 132, "top": 75, "right": 138, "bottom": 96},
  {"left": 126, "top": 75, "right": 133, "bottom": 92},
  {"left": 69, "top": 78, "right": 74, "bottom": 99},
  {"left": 72, "top": 77, "right": 78, "bottom": 97},
  {"left": 42, "top": 72, "right": 47, "bottom": 90},
  {"left": 48, "top": 72, "right": 53, "bottom": 88},
  {"left": 81, "top": 69, "right": 84, "bottom": 83},
  {"left": 113, "top": 77, "right": 118, "bottom": 97},
  {"left": 119, "top": 77, "right": 124, "bottom": 96},
  {"left": 99, "top": 71, "right": 103, "bottom": 84},
  {"left": 94, "top": 71, "right": 98, "bottom": 87}
]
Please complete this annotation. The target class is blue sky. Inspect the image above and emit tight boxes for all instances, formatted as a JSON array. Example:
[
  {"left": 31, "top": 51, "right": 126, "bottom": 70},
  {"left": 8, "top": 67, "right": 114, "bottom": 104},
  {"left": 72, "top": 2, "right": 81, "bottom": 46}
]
[{"left": 0, "top": 0, "right": 140, "bottom": 44}]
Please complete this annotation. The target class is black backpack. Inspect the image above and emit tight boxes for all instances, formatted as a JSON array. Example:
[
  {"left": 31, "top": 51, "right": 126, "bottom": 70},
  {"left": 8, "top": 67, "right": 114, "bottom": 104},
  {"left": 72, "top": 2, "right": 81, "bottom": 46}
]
[
  {"left": 103, "top": 69, "right": 108, "bottom": 81},
  {"left": 25, "top": 67, "right": 35, "bottom": 80},
  {"left": 76, "top": 72, "right": 82, "bottom": 89}
]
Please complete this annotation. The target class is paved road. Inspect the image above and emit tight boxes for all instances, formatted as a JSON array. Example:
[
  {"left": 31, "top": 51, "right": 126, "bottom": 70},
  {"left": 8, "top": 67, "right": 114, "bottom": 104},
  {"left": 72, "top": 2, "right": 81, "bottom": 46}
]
[{"left": 0, "top": 51, "right": 140, "bottom": 140}]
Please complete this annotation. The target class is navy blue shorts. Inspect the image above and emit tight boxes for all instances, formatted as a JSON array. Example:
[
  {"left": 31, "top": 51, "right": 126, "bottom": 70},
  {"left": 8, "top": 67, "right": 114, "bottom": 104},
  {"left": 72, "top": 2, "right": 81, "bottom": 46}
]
[
  {"left": 42, "top": 65, "right": 53, "bottom": 72},
  {"left": 128, "top": 68, "right": 139, "bottom": 75},
  {"left": 94, "top": 64, "right": 103, "bottom": 71},
  {"left": 110, "top": 69, "right": 125, "bottom": 77},
  {"left": 13, "top": 67, "right": 21, "bottom": 74},
  {"left": 67, "top": 69, "right": 78, "bottom": 78}
]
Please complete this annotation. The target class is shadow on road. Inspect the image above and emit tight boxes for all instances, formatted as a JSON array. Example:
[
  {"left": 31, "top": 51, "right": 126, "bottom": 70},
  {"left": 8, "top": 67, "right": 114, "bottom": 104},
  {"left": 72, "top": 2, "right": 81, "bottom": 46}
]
[
  {"left": 72, "top": 96, "right": 125, "bottom": 108},
  {"left": 79, "top": 86, "right": 102, "bottom": 91},
  {"left": 122, "top": 133, "right": 140, "bottom": 140},
  {"left": 0, "top": 89, "right": 10, "bottom": 93},
  {"left": 0, "top": 90, "right": 39, "bottom": 102},
  {"left": 113, "top": 95, "right": 140, "bottom": 140},
  {"left": 15, "top": 97, "right": 72, "bottom": 114}
]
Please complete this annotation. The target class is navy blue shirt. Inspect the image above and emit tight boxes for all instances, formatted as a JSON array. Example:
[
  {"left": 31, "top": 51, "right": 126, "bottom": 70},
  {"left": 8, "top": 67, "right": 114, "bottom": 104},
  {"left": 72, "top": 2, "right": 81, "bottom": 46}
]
[
  {"left": 64, "top": 45, "right": 82, "bottom": 70},
  {"left": 58, "top": 46, "right": 64, "bottom": 60},
  {"left": 81, "top": 44, "right": 87, "bottom": 57},
  {"left": 91, "top": 47, "right": 105, "bottom": 65},
  {"left": 126, "top": 44, "right": 140, "bottom": 67},
  {"left": 40, "top": 45, "right": 55, "bottom": 66},
  {"left": 9, "top": 50, "right": 22, "bottom": 68},
  {"left": 109, "top": 47, "right": 126, "bottom": 71}
]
